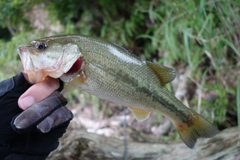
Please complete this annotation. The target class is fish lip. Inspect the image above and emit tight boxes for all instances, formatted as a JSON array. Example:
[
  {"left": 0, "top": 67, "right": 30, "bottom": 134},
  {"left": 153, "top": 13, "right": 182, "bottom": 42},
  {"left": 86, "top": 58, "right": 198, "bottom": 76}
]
[
  {"left": 17, "top": 45, "right": 33, "bottom": 55},
  {"left": 17, "top": 46, "right": 28, "bottom": 57},
  {"left": 17, "top": 46, "right": 34, "bottom": 72},
  {"left": 17, "top": 48, "right": 21, "bottom": 55}
]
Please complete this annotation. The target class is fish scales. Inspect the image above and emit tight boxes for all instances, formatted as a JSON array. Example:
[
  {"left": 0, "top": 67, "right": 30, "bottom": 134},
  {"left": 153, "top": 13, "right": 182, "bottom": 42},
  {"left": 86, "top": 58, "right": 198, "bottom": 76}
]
[
  {"left": 75, "top": 37, "right": 189, "bottom": 121},
  {"left": 17, "top": 35, "right": 219, "bottom": 148}
]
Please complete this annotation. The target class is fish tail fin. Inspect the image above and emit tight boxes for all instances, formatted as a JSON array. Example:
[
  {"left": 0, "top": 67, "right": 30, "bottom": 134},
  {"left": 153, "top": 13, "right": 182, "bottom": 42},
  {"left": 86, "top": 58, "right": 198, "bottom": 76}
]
[{"left": 173, "top": 113, "right": 219, "bottom": 148}]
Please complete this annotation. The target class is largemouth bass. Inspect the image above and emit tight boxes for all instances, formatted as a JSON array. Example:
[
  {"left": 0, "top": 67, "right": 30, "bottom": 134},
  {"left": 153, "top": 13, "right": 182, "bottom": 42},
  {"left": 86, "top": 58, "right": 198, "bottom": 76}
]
[{"left": 17, "top": 35, "right": 218, "bottom": 148}]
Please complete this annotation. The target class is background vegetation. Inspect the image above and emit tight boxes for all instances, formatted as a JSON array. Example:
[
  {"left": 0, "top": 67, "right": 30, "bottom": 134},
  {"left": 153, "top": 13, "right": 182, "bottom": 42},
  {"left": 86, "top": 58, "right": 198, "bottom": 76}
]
[{"left": 0, "top": 0, "right": 239, "bottom": 142}]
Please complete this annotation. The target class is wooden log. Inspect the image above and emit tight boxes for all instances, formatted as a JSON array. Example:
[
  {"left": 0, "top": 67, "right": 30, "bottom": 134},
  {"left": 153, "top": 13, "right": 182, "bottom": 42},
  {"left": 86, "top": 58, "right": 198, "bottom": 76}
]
[{"left": 47, "top": 125, "right": 239, "bottom": 160}]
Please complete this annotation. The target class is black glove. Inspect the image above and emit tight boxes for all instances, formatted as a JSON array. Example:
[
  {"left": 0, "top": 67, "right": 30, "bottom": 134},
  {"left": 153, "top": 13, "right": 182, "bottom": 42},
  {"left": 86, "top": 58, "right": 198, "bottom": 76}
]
[{"left": 0, "top": 73, "right": 73, "bottom": 160}]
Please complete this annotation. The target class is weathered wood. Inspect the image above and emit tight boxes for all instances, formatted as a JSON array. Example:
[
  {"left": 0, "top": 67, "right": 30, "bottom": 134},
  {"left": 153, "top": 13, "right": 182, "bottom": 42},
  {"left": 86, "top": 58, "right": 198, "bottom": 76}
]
[{"left": 47, "top": 126, "right": 240, "bottom": 160}]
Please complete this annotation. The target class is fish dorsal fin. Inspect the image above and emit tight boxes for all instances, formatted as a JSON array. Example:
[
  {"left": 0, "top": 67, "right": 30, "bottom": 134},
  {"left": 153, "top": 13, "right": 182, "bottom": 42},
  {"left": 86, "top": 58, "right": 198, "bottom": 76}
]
[
  {"left": 146, "top": 61, "right": 177, "bottom": 86},
  {"left": 128, "top": 107, "right": 151, "bottom": 122}
]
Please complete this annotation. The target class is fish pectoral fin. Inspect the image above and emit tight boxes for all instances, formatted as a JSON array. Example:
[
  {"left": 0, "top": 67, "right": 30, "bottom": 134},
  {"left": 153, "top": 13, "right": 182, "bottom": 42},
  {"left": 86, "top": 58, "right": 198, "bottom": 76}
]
[
  {"left": 128, "top": 107, "right": 151, "bottom": 122},
  {"left": 146, "top": 61, "right": 177, "bottom": 86},
  {"left": 62, "top": 76, "right": 84, "bottom": 93}
]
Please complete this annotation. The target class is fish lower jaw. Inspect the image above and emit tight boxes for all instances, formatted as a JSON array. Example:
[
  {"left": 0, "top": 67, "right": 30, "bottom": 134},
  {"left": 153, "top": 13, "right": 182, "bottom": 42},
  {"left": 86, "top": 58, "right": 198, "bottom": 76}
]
[{"left": 24, "top": 70, "right": 47, "bottom": 83}]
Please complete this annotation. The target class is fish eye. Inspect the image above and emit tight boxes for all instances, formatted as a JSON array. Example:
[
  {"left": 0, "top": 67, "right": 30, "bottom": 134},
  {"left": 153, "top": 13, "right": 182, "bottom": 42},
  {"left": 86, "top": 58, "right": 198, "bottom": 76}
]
[{"left": 36, "top": 42, "right": 47, "bottom": 51}]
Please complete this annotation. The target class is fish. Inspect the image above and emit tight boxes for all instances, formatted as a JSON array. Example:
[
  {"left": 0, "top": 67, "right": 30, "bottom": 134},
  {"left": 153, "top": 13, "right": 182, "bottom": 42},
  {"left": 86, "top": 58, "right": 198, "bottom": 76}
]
[{"left": 17, "top": 35, "right": 219, "bottom": 148}]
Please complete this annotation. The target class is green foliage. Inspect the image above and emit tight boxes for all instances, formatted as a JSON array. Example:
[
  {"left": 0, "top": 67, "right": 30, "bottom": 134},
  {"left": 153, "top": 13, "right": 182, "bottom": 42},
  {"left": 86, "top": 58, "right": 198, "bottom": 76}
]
[
  {"left": 204, "top": 84, "right": 229, "bottom": 123},
  {"left": 0, "top": 32, "right": 27, "bottom": 80},
  {"left": 0, "top": 1, "right": 32, "bottom": 32}
]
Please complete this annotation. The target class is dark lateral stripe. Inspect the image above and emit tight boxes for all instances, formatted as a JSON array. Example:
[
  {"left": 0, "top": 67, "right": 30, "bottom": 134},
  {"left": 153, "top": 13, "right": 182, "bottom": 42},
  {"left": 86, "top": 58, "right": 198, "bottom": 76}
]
[
  {"left": 88, "top": 59, "right": 190, "bottom": 123},
  {"left": 136, "top": 87, "right": 190, "bottom": 122}
]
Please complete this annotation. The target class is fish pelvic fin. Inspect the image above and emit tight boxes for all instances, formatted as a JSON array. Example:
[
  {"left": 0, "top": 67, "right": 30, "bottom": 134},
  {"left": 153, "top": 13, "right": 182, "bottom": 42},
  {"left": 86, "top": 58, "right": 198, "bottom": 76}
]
[
  {"left": 173, "top": 113, "right": 219, "bottom": 149},
  {"left": 128, "top": 107, "right": 151, "bottom": 122},
  {"left": 146, "top": 61, "right": 177, "bottom": 86}
]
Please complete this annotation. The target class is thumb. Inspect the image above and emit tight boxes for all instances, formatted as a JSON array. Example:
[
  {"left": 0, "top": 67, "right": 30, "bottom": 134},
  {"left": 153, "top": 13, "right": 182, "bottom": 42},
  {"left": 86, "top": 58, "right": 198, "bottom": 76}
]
[{"left": 18, "top": 76, "right": 60, "bottom": 110}]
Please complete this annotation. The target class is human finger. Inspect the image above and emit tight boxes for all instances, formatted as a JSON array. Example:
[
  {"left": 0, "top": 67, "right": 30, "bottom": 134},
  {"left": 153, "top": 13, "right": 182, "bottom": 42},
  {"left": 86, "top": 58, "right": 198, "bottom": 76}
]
[
  {"left": 37, "top": 106, "right": 73, "bottom": 133},
  {"left": 18, "top": 77, "right": 60, "bottom": 110},
  {"left": 13, "top": 91, "right": 68, "bottom": 134}
]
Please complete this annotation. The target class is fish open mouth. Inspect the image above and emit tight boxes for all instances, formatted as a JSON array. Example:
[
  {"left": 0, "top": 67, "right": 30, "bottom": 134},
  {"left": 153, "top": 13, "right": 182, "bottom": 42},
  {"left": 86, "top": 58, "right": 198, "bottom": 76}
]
[
  {"left": 65, "top": 58, "right": 82, "bottom": 74},
  {"left": 60, "top": 57, "right": 83, "bottom": 82}
]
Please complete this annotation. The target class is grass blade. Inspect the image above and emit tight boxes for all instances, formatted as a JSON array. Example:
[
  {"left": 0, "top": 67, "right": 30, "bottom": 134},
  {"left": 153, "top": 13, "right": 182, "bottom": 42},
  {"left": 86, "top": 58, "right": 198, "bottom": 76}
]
[
  {"left": 237, "top": 79, "right": 240, "bottom": 132},
  {"left": 183, "top": 31, "right": 192, "bottom": 68}
]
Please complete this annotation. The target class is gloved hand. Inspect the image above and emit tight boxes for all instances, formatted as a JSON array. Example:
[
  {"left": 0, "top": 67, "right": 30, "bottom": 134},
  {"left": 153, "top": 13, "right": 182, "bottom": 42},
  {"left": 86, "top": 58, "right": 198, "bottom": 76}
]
[
  {"left": 0, "top": 73, "right": 73, "bottom": 160},
  {"left": 12, "top": 91, "right": 71, "bottom": 134}
]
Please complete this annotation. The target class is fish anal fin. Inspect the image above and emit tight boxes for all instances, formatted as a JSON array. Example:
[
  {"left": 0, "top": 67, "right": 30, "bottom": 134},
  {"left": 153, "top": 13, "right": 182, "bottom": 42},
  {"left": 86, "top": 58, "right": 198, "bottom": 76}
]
[
  {"left": 128, "top": 107, "right": 151, "bottom": 122},
  {"left": 146, "top": 61, "right": 177, "bottom": 86},
  {"left": 173, "top": 113, "right": 219, "bottom": 149}
]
